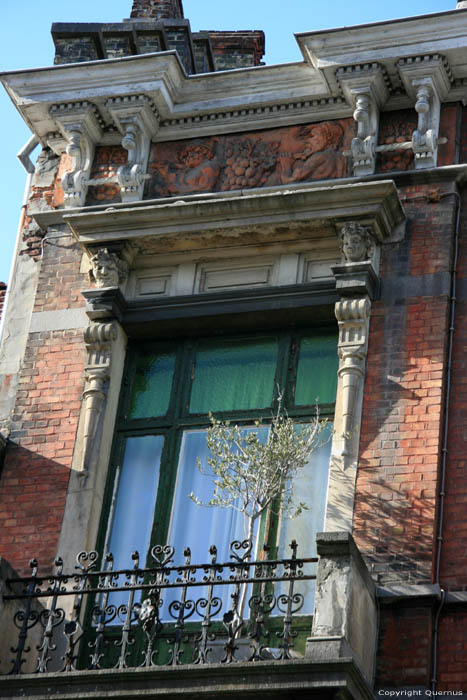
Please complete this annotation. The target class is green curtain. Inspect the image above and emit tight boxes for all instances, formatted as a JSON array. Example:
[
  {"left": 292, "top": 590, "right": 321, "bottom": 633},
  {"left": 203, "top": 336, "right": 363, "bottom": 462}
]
[
  {"left": 295, "top": 334, "right": 338, "bottom": 406},
  {"left": 190, "top": 337, "right": 278, "bottom": 414},
  {"left": 129, "top": 349, "right": 176, "bottom": 419}
]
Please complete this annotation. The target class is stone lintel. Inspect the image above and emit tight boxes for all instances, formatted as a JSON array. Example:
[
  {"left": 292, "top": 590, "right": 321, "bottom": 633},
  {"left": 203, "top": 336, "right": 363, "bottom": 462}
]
[{"left": 82, "top": 282, "right": 340, "bottom": 329}]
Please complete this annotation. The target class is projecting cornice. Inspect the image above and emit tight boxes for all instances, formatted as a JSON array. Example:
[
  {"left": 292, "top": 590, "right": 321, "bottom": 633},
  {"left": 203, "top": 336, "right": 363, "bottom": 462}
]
[
  {"left": 35, "top": 180, "right": 405, "bottom": 255},
  {"left": 1, "top": 9, "right": 467, "bottom": 145}
]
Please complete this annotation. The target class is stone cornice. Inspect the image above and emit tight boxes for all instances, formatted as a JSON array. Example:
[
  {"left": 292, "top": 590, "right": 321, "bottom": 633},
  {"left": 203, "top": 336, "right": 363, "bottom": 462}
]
[
  {"left": 53, "top": 181, "right": 405, "bottom": 253},
  {"left": 2, "top": 10, "right": 467, "bottom": 145}
]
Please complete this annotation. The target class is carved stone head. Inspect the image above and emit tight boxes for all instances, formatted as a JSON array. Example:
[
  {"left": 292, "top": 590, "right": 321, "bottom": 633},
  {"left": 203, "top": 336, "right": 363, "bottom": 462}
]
[
  {"left": 339, "top": 222, "right": 374, "bottom": 263},
  {"left": 89, "top": 248, "right": 128, "bottom": 288}
]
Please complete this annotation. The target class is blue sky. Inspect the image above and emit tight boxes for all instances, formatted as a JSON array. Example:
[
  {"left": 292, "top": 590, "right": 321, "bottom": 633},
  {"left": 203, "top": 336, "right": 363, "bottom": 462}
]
[{"left": 0, "top": 0, "right": 456, "bottom": 285}]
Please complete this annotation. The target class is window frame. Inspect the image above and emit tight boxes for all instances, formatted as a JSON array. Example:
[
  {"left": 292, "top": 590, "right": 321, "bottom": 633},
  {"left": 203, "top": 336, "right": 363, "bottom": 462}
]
[{"left": 97, "top": 324, "right": 338, "bottom": 566}]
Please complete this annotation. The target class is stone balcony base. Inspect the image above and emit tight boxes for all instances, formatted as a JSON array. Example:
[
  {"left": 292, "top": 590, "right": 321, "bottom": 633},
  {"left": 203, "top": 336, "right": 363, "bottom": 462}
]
[{"left": 0, "top": 657, "right": 374, "bottom": 700}]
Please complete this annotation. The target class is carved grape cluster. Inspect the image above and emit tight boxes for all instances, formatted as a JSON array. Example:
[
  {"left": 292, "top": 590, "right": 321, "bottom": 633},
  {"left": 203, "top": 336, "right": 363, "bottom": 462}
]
[{"left": 222, "top": 139, "right": 278, "bottom": 190}]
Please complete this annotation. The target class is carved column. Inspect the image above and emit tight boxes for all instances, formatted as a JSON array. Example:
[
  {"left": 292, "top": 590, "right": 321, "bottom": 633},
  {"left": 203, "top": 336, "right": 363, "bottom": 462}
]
[
  {"left": 50, "top": 101, "right": 103, "bottom": 208},
  {"left": 397, "top": 54, "right": 451, "bottom": 169},
  {"left": 80, "top": 322, "right": 118, "bottom": 478},
  {"left": 325, "top": 221, "right": 375, "bottom": 532},
  {"left": 337, "top": 64, "right": 389, "bottom": 176},
  {"left": 106, "top": 95, "right": 160, "bottom": 202}
]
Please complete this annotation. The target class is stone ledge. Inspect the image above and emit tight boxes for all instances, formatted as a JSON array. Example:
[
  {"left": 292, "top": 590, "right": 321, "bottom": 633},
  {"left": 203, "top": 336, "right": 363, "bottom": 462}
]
[{"left": 0, "top": 657, "right": 374, "bottom": 700}]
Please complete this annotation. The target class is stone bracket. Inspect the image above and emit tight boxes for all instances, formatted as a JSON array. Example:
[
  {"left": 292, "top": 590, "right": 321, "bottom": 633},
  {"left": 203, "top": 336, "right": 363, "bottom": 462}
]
[
  {"left": 50, "top": 101, "right": 103, "bottom": 208},
  {"left": 397, "top": 54, "right": 452, "bottom": 169},
  {"left": 334, "top": 298, "right": 371, "bottom": 466},
  {"left": 80, "top": 322, "right": 119, "bottom": 480},
  {"left": 106, "top": 95, "right": 160, "bottom": 202},
  {"left": 337, "top": 64, "right": 390, "bottom": 176}
]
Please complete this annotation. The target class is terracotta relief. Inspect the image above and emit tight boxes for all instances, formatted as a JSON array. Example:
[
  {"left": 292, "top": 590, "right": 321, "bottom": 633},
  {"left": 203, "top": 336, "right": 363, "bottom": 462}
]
[{"left": 145, "top": 119, "right": 353, "bottom": 198}]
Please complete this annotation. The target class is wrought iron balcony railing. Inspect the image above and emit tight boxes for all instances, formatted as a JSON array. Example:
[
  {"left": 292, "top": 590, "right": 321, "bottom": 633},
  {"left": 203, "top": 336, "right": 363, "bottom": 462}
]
[{"left": 4, "top": 539, "right": 317, "bottom": 674}]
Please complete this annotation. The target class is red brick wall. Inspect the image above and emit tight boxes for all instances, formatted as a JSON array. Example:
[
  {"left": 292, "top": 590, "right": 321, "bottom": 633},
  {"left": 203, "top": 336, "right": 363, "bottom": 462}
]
[
  {"left": 354, "top": 183, "right": 456, "bottom": 586},
  {"left": 0, "top": 330, "right": 85, "bottom": 575},
  {"left": 377, "top": 606, "right": 433, "bottom": 686},
  {"left": 354, "top": 182, "right": 466, "bottom": 689},
  {"left": 0, "top": 157, "right": 89, "bottom": 575},
  {"left": 437, "top": 610, "right": 467, "bottom": 689}
]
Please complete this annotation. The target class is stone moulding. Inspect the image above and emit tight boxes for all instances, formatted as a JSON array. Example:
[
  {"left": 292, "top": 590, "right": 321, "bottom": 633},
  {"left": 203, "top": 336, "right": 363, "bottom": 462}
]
[
  {"left": 58, "top": 180, "right": 405, "bottom": 254},
  {"left": 2, "top": 10, "right": 467, "bottom": 146}
]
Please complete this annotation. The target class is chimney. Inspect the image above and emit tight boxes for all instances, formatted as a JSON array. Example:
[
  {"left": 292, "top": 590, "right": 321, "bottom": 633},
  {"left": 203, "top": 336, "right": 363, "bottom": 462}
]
[{"left": 130, "top": 0, "right": 184, "bottom": 20}]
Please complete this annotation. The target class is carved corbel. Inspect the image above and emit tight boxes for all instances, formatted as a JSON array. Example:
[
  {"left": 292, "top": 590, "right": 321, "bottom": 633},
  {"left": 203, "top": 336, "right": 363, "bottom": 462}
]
[
  {"left": 80, "top": 322, "right": 119, "bottom": 478},
  {"left": 331, "top": 222, "right": 380, "bottom": 300},
  {"left": 88, "top": 247, "right": 129, "bottom": 290},
  {"left": 50, "top": 101, "right": 103, "bottom": 207},
  {"left": 337, "top": 64, "right": 389, "bottom": 176},
  {"left": 335, "top": 298, "right": 371, "bottom": 465},
  {"left": 397, "top": 55, "right": 452, "bottom": 169},
  {"left": 106, "top": 96, "right": 160, "bottom": 202}
]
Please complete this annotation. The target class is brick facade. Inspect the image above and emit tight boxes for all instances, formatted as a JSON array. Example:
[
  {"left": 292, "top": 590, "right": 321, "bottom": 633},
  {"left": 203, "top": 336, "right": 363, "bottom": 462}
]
[
  {"left": 0, "top": 329, "right": 85, "bottom": 574},
  {"left": 2, "top": 2, "right": 467, "bottom": 695}
]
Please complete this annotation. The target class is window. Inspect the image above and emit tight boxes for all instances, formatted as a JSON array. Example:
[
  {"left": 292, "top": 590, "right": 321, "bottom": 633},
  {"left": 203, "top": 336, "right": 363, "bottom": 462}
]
[{"left": 100, "top": 328, "right": 338, "bottom": 575}]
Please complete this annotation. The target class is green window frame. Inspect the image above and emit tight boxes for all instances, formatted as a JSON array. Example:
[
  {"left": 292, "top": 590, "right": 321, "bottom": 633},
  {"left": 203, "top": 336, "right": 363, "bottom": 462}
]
[{"left": 98, "top": 327, "right": 338, "bottom": 568}]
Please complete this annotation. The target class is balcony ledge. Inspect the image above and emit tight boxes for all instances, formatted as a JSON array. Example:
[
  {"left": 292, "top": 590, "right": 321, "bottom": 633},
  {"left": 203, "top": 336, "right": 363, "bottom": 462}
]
[{"left": 0, "top": 657, "right": 374, "bottom": 700}]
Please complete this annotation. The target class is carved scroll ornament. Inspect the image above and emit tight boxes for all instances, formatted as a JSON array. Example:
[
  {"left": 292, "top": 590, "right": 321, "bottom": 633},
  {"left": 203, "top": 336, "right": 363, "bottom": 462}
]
[
  {"left": 335, "top": 298, "right": 371, "bottom": 463},
  {"left": 397, "top": 55, "right": 451, "bottom": 170},
  {"left": 51, "top": 101, "right": 103, "bottom": 208},
  {"left": 80, "top": 323, "right": 119, "bottom": 478},
  {"left": 107, "top": 95, "right": 160, "bottom": 203}
]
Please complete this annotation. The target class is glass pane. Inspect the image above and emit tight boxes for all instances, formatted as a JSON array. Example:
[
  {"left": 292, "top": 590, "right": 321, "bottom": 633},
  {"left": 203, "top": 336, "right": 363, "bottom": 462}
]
[
  {"left": 107, "top": 435, "right": 164, "bottom": 568},
  {"left": 295, "top": 333, "right": 338, "bottom": 406},
  {"left": 129, "top": 348, "right": 176, "bottom": 419},
  {"left": 277, "top": 423, "right": 332, "bottom": 616},
  {"left": 166, "top": 428, "right": 265, "bottom": 621},
  {"left": 190, "top": 337, "right": 278, "bottom": 414}
]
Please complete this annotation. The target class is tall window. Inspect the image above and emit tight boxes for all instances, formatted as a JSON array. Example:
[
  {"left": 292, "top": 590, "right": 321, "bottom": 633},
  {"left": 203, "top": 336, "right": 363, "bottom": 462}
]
[{"left": 100, "top": 329, "right": 338, "bottom": 572}]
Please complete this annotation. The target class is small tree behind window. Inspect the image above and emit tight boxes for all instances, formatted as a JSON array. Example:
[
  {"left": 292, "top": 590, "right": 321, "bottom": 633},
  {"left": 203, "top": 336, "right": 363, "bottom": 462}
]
[{"left": 190, "top": 399, "right": 327, "bottom": 626}]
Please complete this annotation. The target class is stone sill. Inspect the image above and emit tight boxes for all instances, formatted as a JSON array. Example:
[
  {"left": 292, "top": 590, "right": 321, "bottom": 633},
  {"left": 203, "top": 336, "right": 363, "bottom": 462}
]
[{"left": 0, "top": 657, "right": 374, "bottom": 700}]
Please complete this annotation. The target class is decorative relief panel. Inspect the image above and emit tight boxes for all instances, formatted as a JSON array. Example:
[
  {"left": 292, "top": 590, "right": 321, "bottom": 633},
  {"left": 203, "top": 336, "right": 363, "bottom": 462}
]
[
  {"left": 85, "top": 119, "right": 354, "bottom": 204},
  {"left": 146, "top": 120, "right": 352, "bottom": 198}
]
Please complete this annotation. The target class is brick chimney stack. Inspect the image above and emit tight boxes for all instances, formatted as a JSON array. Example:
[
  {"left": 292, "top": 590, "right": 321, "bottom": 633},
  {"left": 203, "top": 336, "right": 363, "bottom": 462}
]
[{"left": 130, "top": 0, "right": 184, "bottom": 19}]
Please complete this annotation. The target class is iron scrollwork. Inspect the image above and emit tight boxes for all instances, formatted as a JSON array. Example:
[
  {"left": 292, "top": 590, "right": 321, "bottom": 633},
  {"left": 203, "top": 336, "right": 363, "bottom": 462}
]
[{"left": 5, "top": 539, "right": 316, "bottom": 674}]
